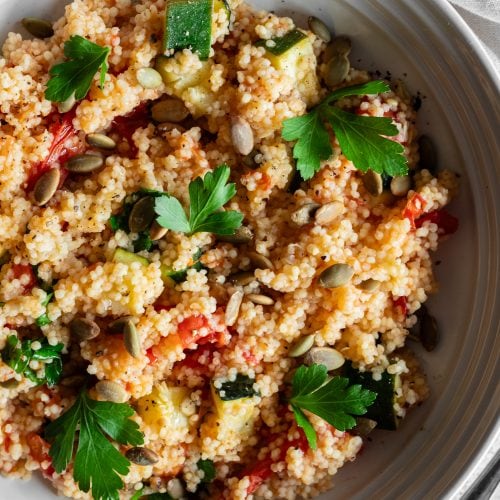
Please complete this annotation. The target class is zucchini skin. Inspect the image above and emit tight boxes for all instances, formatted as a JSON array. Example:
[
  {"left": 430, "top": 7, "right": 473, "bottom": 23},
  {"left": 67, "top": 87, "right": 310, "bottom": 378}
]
[
  {"left": 344, "top": 362, "right": 399, "bottom": 430},
  {"left": 216, "top": 374, "right": 259, "bottom": 401},
  {"left": 255, "top": 29, "right": 308, "bottom": 56},
  {"left": 164, "top": 0, "right": 213, "bottom": 60}
]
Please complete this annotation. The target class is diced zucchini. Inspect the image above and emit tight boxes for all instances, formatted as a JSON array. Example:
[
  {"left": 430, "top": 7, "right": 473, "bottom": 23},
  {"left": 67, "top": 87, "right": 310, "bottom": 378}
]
[
  {"left": 202, "top": 383, "right": 256, "bottom": 439},
  {"left": 112, "top": 245, "right": 203, "bottom": 288},
  {"left": 256, "top": 29, "right": 308, "bottom": 56},
  {"left": 137, "top": 382, "right": 190, "bottom": 433},
  {"left": 256, "top": 29, "right": 320, "bottom": 105},
  {"left": 155, "top": 56, "right": 215, "bottom": 117},
  {"left": 212, "top": 0, "right": 231, "bottom": 36},
  {"left": 343, "top": 362, "right": 400, "bottom": 430},
  {"left": 164, "top": 0, "right": 213, "bottom": 60},
  {"left": 216, "top": 374, "right": 259, "bottom": 401},
  {"left": 112, "top": 248, "right": 149, "bottom": 267}
]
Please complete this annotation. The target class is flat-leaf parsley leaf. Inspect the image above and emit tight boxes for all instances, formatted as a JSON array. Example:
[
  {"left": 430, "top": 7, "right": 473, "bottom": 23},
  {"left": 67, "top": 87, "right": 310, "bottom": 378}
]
[
  {"left": 45, "top": 35, "right": 110, "bottom": 103},
  {"left": 1, "top": 335, "right": 63, "bottom": 387},
  {"left": 45, "top": 390, "right": 144, "bottom": 500},
  {"left": 282, "top": 80, "right": 407, "bottom": 180},
  {"left": 154, "top": 164, "right": 244, "bottom": 235},
  {"left": 288, "top": 364, "right": 377, "bottom": 449}
]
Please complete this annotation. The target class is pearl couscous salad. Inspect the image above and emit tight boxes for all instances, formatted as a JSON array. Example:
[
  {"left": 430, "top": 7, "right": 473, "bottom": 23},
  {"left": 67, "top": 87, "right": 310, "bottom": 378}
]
[{"left": 0, "top": 0, "right": 459, "bottom": 499}]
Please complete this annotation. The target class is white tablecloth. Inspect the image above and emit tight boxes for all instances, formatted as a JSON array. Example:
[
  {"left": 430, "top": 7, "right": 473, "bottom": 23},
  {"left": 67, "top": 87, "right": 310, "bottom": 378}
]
[{"left": 449, "top": 0, "right": 500, "bottom": 72}]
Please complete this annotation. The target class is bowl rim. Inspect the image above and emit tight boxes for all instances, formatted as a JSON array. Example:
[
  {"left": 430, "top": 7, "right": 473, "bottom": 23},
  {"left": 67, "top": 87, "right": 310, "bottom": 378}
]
[
  {"left": 423, "top": 0, "right": 500, "bottom": 496},
  {"left": 0, "top": 0, "right": 498, "bottom": 499}
]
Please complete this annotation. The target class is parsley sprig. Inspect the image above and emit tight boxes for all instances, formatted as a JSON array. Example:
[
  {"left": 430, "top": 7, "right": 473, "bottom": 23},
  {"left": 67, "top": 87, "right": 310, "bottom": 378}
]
[
  {"left": 289, "top": 364, "right": 377, "bottom": 449},
  {"left": 282, "top": 80, "right": 407, "bottom": 180},
  {"left": 46, "top": 390, "right": 144, "bottom": 500},
  {"left": 45, "top": 35, "right": 110, "bottom": 103},
  {"left": 36, "top": 292, "right": 54, "bottom": 327},
  {"left": 1, "top": 335, "right": 63, "bottom": 387},
  {"left": 154, "top": 164, "right": 244, "bottom": 235}
]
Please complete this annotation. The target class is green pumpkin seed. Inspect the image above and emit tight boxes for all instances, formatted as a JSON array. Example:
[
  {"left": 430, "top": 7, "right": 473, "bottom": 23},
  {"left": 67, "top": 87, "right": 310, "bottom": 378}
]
[
  {"left": 358, "top": 278, "right": 381, "bottom": 292},
  {"left": 420, "top": 307, "right": 439, "bottom": 352},
  {"left": 149, "top": 221, "right": 168, "bottom": 241},
  {"left": 225, "top": 290, "right": 244, "bottom": 326},
  {"left": 308, "top": 16, "right": 331, "bottom": 43},
  {"left": 137, "top": 67, "right": 163, "bottom": 89},
  {"left": 156, "top": 122, "right": 186, "bottom": 134},
  {"left": 325, "top": 54, "right": 350, "bottom": 88},
  {"left": 217, "top": 225, "right": 253, "bottom": 244},
  {"left": 314, "top": 201, "right": 343, "bottom": 226},
  {"left": 351, "top": 418, "right": 377, "bottom": 437},
  {"left": 125, "top": 446, "right": 160, "bottom": 466},
  {"left": 247, "top": 293, "right": 274, "bottom": 306},
  {"left": 288, "top": 334, "right": 316, "bottom": 358},
  {"left": 291, "top": 203, "right": 320, "bottom": 226},
  {"left": 304, "top": 346, "right": 345, "bottom": 370},
  {"left": 242, "top": 150, "right": 260, "bottom": 169},
  {"left": 123, "top": 319, "right": 141, "bottom": 358},
  {"left": 362, "top": 170, "right": 383, "bottom": 196},
  {"left": 248, "top": 252, "right": 273, "bottom": 270},
  {"left": 65, "top": 154, "right": 104, "bottom": 173},
  {"left": 0, "top": 379, "right": 20, "bottom": 389},
  {"left": 21, "top": 17, "right": 54, "bottom": 39},
  {"left": 231, "top": 116, "right": 254, "bottom": 156},
  {"left": 390, "top": 175, "right": 411, "bottom": 197},
  {"left": 109, "top": 316, "right": 133, "bottom": 334},
  {"left": 418, "top": 135, "right": 437, "bottom": 171},
  {"left": 33, "top": 168, "right": 60, "bottom": 206},
  {"left": 319, "top": 263, "right": 354, "bottom": 288},
  {"left": 229, "top": 271, "right": 255, "bottom": 286},
  {"left": 86, "top": 133, "right": 117, "bottom": 150},
  {"left": 57, "top": 93, "right": 76, "bottom": 114},
  {"left": 95, "top": 380, "right": 128, "bottom": 403},
  {"left": 69, "top": 317, "right": 100, "bottom": 341},
  {"left": 129, "top": 196, "right": 156, "bottom": 233},
  {"left": 151, "top": 98, "right": 189, "bottom": 123},
  {"left": 324, "top": 36, "right": 352, "bottom": 60}
]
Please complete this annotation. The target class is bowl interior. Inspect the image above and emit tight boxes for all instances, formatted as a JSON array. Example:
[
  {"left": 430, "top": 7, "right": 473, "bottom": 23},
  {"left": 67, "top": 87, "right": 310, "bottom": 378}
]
[{"left": 0, "top": 0, "right": 498, "bottom": 499}]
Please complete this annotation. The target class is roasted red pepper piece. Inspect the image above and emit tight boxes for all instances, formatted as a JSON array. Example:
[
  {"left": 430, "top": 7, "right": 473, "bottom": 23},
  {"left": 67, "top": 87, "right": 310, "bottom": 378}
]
[
  {"left": 11, "top": 264, "right": 36, "bottom": 294},
  {"left": 27, "top": 109, "right": 81, "bottom": 191},
  {"left": 26, "top": 432, "right": 54, "bottom": 475},
  {"left": 244, "top": 431, "right": 309, "bottom": 495},
  {"left": 110, "top": 102, "right": 150, "bottom": 158},
  {"left": 403, "top": 193, "right": 427, "bottom": 229},
  {"left": 393, "top": 295, "right": 408, "bottom": 316},
  {"left": 415, "top": 209, "right": 459, "bottom": 236}
]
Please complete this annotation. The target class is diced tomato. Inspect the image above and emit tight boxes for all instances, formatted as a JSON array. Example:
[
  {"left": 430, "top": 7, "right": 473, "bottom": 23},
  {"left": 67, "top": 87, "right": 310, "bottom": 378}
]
[
  {"left": 244, "top": 429, "right": 309, "bottom": 495},
  {"left": 146, "top": 347, "right": 157, "bottom": 364},
  {"left": 26, "top": 433, "right": 52, "bottom": 467},
  {"left": 11, "top": 264, "right": 36, "bottom": 294},
  {"left": 403, "top": 193, "right": 427, "bottom": 229},
  {"left": 3, "top": 434, "right": 12, "bottom": 453},
  {"left": 415, "top": 209, "right": 459, "bottom": 236},
  {"left": 177, "top": 315, "right": 225, "bottom": 348},
  {"left": 246, "top": 456, "right": 274, "bottom": 494},
  {"left": 26, "top": 109, "right": 81, "bottom": 191},
  {"left": 393, "top": 296, "right": 408, "bottom": 316},
  {"left": 110, "top": 102, "right": 150, "bottom": 158},
  {"left": 178, "top": 315, "right": 209, "bottom": 345},
  {"left": 175, "top": 344, "right": 217, "bottom": 375}
]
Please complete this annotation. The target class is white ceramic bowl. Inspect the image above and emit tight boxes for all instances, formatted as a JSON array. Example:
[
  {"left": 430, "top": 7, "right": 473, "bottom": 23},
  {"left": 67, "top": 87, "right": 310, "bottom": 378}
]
[{"left": 0, "top": 0, "right": 498, "bottom": 499}]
